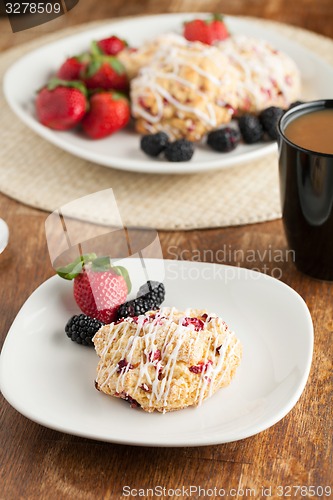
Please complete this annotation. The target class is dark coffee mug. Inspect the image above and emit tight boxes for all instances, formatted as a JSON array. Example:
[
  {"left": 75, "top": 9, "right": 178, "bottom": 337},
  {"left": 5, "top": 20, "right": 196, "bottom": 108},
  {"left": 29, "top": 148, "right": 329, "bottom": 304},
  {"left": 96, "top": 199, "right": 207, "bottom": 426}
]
[{"left": 278, "top": 99, "right": 333, "bottom": 281}]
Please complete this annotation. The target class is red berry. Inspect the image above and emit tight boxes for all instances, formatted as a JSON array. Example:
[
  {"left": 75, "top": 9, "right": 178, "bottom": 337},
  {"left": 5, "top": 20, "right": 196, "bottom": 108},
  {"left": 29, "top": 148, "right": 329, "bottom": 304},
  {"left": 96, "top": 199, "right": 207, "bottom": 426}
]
[
  {"left": 36, "top": 78, "right": 87, "bottom": 131},
  {"left": 184, "top": 15, "right": 229, "bottom": 45},
  {"left": 210, "top": 18, "right": 229, "bottom": 42},
  {"left": 131, "top": 316, "right": 149, "bottom": 325},
  {"left": 97, "top": 36, "right": 127, "bottom": 55},
  {"left": 117, "top": 359, "right": 134, "bottom": 373},
  {"left": 189, "top": 360, "right": 213, "bottom": 374},
  {"left": 81, "top": 57, "right": 128, "bottom": 91},
  {"left": 57, "top": 56, "right": 87, "bottom": 81},
  {"left": 82, "top": 91, "right": 130, "bottom": 139},
  {"left": 73, "top": 268, "right": 128, "bottom": 324},
  {"left": 56, "top": 254, "right": 131, "bottom": 323},
  {"left": 148, "top": 350, "right": 162, "bottom": 363},
  {"left": 182, "top": 317, "right": 205, "bottom": 331},
  {"left": 120, "top": 393, "right": 140, "bottom": 408}
]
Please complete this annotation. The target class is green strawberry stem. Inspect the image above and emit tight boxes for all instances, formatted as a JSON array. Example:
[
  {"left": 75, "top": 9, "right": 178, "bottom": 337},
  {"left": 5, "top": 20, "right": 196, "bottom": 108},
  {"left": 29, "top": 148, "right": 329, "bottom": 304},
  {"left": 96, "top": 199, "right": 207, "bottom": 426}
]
[
  {"left": 84, "top": 54, "right": 126, "bottom": 78},
  {"left": 105, "top": 56, "right": 126, "bottom": 75},
  {"left": 90, "top": 40, "right": 104, "bottom": 57},
  {"left": 56, "top": 253, "right": 132, "bottom": 293},
  {"left": 205, "top": 14, "right": 223, "bottom": 24},
  {"left": 113, "top": 265, "right": 132, "bottom": 294},
  {"left": 56, "top": 253, "right": 97, "bottom": 280},
  {"left": 184, "top": 13, "right": 225, "bottom": 25},
  {"left": 84, "top": 57, "right": 103, "bottom": 78},
  {"left": 77, "top": 52, "right": 91, "bottom": 63},
  {"left": 108, "top": 90, "right": 129, "bottom": 101},
  {"left": 46, "top": 77, "right": 88, "bottom": 97},
  {"left": 212, "top": 13, "right": 224, "bottom": 22}
]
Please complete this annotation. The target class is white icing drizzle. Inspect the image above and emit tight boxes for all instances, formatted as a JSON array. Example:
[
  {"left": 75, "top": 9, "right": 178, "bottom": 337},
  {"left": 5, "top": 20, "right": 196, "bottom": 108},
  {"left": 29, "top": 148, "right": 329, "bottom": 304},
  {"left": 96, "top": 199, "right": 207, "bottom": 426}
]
[
  {"left": 130, "top": 33, "right": 237, "bottom": 128},
  {"left": 216, "top": 34, "right": 300, "bottom": 109},
  {"left": 130, "top": 32, "right": 300, "bottom": 130},
  {"left": 95, "top": 307, "right": 240, "bottom": 411}
]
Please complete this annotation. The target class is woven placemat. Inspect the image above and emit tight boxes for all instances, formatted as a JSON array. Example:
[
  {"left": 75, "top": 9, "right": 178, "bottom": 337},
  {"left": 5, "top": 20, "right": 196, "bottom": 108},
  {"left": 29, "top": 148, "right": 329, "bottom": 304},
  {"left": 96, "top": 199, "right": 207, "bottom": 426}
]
[{"left": 1, "top": 17, "right": 333, "bottom": 230}]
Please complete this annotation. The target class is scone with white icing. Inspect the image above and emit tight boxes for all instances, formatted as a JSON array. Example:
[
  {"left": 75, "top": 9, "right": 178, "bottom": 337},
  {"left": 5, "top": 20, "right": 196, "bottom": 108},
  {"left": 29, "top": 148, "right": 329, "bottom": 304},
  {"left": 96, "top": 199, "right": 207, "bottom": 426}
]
[
  {"left": 130, "top": 34, "right": 239, "bottom": 141},
  {"left": 93, "top": 307, "right": 242, "bottom": 413},
  {"left": 123, "top": 33, "right": 300, "bottom": 138},
  {"left": 217, "top": 35, "right": 301, "bottom": 113}
]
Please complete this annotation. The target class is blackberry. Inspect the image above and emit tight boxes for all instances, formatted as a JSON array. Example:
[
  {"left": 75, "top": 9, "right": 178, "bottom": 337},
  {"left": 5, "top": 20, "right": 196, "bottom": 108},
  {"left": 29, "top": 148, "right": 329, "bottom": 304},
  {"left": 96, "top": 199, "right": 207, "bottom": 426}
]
[
  {"left": 140, "top": 132, "right": 169, "bottom": 157},
  {"left": 117, "top": 281, "right": 165, "bottom": 319},
  {"left": 238, "top": 114, "right": 263, "bottom": 144},
  {"left": 137, "top": 280, "right": 165, "bottom": 300},
  {"left": 259, "top": 106, "right": 284, "bottom": 140},
  {"left": 65, "top": 314, "right": 104, "bottom": 346},
  {"left": 164, "top": 139, "right": 194, "bottom": 162},
  {"left": 207, "top": 127, "right": 241, "bottom": 152},
  {"left": 288, "top": 100, "right": 305, "bottom": 110}
]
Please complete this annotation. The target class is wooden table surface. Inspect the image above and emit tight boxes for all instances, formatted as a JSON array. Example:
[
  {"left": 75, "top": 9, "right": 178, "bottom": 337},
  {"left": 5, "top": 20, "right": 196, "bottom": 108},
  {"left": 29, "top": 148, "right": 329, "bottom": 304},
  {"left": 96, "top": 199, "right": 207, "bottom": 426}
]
[{"left": 1, "top": 1, "right": 332, "bottom": 499}]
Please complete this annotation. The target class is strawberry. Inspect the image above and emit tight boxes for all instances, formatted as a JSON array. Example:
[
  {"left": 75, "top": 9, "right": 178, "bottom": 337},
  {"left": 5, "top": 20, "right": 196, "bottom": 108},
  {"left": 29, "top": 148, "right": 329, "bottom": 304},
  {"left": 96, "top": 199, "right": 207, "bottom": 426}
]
[
  {"left": 36, "top": 78, "right": 88, "bottom": 131},
  {"left": 183, "top": 14, "right": 229, "bottom": 45},
  {"left": 82, "top": 91, "right": 130, "bottom": 139},
  {"left": 57, "top": 53, "right": 90, "bottom": 81},
  {"left": 91, "top": 36, "right": 128, "bottom": 56},
  {"left": 81, "top": 55, "right": 128, "bottom": 91},
  {"left": 56, "top": 254, "right": 131, "bottom": 324}
]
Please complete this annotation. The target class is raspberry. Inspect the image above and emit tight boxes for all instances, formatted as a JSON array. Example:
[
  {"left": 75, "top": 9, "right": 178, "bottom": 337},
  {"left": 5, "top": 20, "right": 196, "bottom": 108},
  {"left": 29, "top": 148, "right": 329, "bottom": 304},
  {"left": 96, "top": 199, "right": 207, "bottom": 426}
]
[
  {"left": 164, "top": 139, "right": 195, "bottom": 162},
  {"left": 238, "top": 114, "right": 263, "bottom": 144},
  {"left": 182, "top": 317, "right": 205, "bottom": 331},
  {"left": 259, "top": 106, "right": 284, "bottom": 140},
  {"left": 65, "top": 314, "right": 104, "bottom": 346},
  {"left": 140, "top": 132, "right": 169, "bottom": 157},
  {"left": 117, "top": 281, "right": 165, "bottom": 320},
  {"left": 189, "top": 360, "right": 213, "bottom": 374},
  {"left": 207, "top": 127, "right": 241, "bottom": 152}
]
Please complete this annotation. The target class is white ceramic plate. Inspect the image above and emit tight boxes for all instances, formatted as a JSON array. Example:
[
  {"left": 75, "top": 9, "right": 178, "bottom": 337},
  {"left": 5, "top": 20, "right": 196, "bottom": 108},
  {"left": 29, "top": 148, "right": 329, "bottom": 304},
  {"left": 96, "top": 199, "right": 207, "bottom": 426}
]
[
  {"left": 0, "top": 218, "right": 9, "bottom": 254},
  {"left": 3, "top": 14, "right": 333, "bottom": 174},
  {"left": 0, "top": 259, "right": 313, "bottom": 446}
]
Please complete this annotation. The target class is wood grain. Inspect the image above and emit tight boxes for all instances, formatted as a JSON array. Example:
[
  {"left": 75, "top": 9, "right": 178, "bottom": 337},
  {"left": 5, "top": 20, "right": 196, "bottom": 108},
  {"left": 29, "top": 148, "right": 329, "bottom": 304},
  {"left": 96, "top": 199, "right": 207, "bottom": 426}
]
[{"left": 0, "top": 1, "right": 332, "bottom": 499}]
